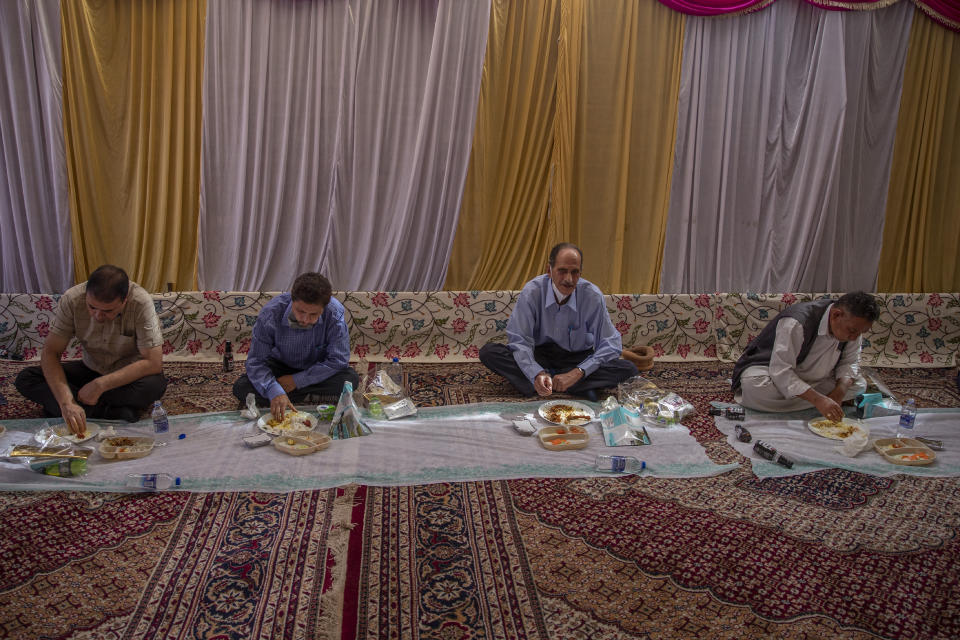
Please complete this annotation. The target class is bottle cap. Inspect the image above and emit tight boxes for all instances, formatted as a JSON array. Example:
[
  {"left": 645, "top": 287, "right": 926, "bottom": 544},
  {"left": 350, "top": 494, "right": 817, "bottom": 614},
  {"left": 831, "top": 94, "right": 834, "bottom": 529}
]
[
  {"left": 175, "top": 477, "right": 182, "bottom": 487},
  {"left": 178, "top": 433, "right": 186, "bottom": 439}
]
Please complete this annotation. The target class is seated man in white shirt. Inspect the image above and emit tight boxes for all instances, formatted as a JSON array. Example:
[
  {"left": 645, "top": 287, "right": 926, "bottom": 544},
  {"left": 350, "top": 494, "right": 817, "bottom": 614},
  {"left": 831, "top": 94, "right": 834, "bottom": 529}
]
[{"left": 731, "top": 292, "right": 881, "bottom": 421}]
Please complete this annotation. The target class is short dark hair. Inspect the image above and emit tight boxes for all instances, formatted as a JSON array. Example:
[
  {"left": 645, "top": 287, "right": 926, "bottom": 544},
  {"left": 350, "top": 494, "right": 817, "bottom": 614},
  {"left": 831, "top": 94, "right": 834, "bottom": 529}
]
[
  {"left": 291, "top": 272, "right": 332, "bottom": 306},
  {"left": 836, "top": 291, "right": 880, "bottom": 322},
  {"left": 548, "top": 242, "right": 583, "bottom": 267},
  {"left": 86, "top": 265, "right": 129, "bottom": 302}
]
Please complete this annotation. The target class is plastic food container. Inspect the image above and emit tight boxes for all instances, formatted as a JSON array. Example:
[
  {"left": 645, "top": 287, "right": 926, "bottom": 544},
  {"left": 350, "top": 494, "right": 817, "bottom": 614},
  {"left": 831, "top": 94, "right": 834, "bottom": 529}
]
[
  {"left": 538, "top": 425, "right": 589, "bottom": 450},
  {"left": 100, "top": 436, "right": 156, "bottom": 460},
  {"left": 272, "top": 431, "right": 332, "bottom": 456},
  {"left": 873, "top": 437, "right": 936, "bottom": 466}
]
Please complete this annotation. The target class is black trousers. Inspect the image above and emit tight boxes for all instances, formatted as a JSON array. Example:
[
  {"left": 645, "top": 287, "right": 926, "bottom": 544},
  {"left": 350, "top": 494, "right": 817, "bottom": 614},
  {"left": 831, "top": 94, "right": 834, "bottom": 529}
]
[
  {"left": 478, "top": 341, "right": 637, "bottom": 397},
  {"left": 232, "top": 358, "right": 360, "bottom": 406},
  {"left": 15, "top": 361, "right": 168, "bottom": 420}
]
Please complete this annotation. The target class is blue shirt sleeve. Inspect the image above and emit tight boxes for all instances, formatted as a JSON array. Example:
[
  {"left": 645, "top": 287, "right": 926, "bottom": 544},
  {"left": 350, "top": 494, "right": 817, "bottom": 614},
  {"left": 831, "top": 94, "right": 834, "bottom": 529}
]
[
  {"left": 245, "top": 302, "right": 286, "bottom": 400},
  {"left": 506, "top": 284, "right": 543, "bottom": 384},
  {"left": 576, "top": 287, "right": 623, "bottom": 376}
]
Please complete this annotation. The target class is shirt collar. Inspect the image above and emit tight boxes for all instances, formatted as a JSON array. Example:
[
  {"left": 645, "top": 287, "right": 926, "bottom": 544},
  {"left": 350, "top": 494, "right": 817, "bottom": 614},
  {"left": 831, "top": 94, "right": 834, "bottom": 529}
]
[
  {"left": 544, "top": 278, "right": 577, "bottom": 311},
  {"left": 818, "top": 303, "right": 834, "bottom": 338},
  {"left": 284, "top": 297, "right": 318, "bottom": 330},
  {"left": 551, "top": 282, "right": 570, "bottom": 305}
]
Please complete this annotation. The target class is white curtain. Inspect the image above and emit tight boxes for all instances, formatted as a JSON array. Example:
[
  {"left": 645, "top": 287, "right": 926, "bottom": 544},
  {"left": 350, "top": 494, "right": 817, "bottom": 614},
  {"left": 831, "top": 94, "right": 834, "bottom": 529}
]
[
  {"left": 660, "top": 0, "right": 913, "bottom": 294},
  {"left": 199, "top": 0, "right": 490, "bottom": 291},
  {"left": 0, "top": 0, "right": 72, "bottom": 293}
]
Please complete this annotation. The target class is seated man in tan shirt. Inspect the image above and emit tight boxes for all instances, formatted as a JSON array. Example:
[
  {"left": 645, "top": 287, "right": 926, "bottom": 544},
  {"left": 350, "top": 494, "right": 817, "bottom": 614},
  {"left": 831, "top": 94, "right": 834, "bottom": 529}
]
[{"left": 15, "top": 265, "right": 167, "bottom": 433}]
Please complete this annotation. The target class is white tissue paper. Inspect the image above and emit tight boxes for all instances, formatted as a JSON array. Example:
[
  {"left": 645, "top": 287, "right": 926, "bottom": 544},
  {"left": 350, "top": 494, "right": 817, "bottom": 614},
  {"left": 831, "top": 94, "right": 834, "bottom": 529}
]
[
  {"left": 838, "top": 424, "right": 871, "bottom": 457},
  {"left": 240, "top": 393, "right": 260, "bottom": 420}
]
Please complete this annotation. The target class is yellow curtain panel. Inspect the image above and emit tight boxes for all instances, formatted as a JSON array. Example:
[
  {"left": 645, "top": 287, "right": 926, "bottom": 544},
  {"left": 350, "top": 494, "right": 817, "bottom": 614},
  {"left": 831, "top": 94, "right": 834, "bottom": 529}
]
[
  {"left": 446, "top": 0, "right": 684, "bottom": 293},
  {"left": 445, "top": 0, "right": 562, "bottom": 290},
  {"left": 878, "top": 10, "right": 960, "bottom": 292},
  {"left": 569, "top": 0, "right": 683, "bottom": 294},
  {"left": 61, "top": 0, "right": 205, "bottom": 291}
]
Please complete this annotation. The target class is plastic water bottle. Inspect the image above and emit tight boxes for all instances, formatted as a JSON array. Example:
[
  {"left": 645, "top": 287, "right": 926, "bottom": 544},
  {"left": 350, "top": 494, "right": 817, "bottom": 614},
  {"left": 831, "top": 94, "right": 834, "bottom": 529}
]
[
  {"left": 385, "top": 357, "right": 403, "bottom": 391},
  {"left": 152, "top": 400, "right": 169, "bottom": 434},
  {"left": 125, "top": 473, "right": 181, "bottom": 490},
  {"left": 897, "top": 397, "right": 917, "bottom": 439},
  {"left": 31, "top": 459, "right": 87, "bottom": 476},
  {"left": 595, "top": 455, "right": 645, "bottom": 474}
]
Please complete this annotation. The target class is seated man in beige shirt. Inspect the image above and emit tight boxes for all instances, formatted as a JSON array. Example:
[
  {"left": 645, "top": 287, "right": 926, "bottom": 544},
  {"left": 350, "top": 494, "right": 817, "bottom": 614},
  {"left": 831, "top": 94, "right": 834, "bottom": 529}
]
[{"left": 15, "top": 265, "right": 167, "bottom": 433}]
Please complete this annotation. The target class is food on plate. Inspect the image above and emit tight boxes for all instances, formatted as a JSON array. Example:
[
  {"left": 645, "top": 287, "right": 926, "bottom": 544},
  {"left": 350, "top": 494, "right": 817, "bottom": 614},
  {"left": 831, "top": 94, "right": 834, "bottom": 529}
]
[
  {"left": 808, "top": 418, "right": 862, "bottom": 439},
  {"left": 265, "top": 412, "right": 314, "bottom": 432},
  {"left": 543, "top": 404, "right": 592, "bottom": 426},
  {"left": 106, "top": 437, "right": 137, "bottom": 447},
  {"left": 56, "top": 425, "right": 87, "bottom": 440},
  {"left": 894, "top": 451, "right": 932, "bottom": 461}
]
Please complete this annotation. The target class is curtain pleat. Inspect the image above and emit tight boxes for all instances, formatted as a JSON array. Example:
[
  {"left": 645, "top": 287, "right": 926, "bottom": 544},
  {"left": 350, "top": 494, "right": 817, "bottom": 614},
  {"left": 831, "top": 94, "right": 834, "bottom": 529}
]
[
  {"left": 445, "top": 0, "right": 561, "bottom": 290},
  {"left": 877, "top": 10, "right": 960, "bottom": 292},
  {"left": 571, "top": 0, "right": 684, "bottom": 293},
  {"left": 5, "top": 1, "right": 959, "bottom": 296},
  {"left": 446, "top": 0, "right": 684, "bottom": 293},
  {"left": 61, "top": 0, "right": 204, "bottom": 291},
  {"left": 660, "top": 0, "right": 912, "bottom": 293},
  {"left": 199, "top": 0, "right": 488, "bottom": 291},
  {"left": 0, "top": 0, "right": 72, "bottom": 293}
]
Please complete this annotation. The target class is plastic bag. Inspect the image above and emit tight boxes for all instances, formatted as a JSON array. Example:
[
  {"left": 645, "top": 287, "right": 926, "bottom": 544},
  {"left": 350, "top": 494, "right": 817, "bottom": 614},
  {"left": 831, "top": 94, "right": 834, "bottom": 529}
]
[
  {"left": 329, "top": 381, "right": 372, "bottom": 439},
  {"left": 7, "top": 422, "right": 93, "bottom": 477},
  {"left": 618, "top": 377, "right": 695, "bottom": 426},
  {"left": 240, "top": 392, "right": 260, "bottom": 420},
  {"left": 368, "top": 368, "right": 403, "bottom": 398},
  {"left": 383, "top": 397, "right": 417, "bottom": 420},
  {"left": 599, "top": 398, "right": 650, "bottom": 446}
]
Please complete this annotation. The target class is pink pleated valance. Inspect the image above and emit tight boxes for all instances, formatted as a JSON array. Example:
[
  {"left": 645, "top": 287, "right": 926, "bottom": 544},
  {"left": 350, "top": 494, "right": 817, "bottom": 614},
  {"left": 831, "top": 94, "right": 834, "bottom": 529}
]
[{"left": 656, "top": 0, "right": 960, "bottom": 31}]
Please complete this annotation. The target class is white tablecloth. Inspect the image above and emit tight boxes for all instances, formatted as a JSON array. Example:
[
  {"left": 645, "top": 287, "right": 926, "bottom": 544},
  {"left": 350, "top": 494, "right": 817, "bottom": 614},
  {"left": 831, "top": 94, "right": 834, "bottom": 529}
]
[
  {"left": 715, "top": 410, "right": 960, "bottom": 478},
  {"left": 0, "top": 402, "right": 736, "bottom": 492}
]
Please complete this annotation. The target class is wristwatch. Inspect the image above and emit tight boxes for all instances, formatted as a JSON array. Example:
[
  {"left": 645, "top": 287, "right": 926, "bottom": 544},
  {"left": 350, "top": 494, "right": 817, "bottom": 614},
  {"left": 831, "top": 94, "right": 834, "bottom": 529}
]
[{"left": 576, "top": 367, "right": 585, "bottom": 377}]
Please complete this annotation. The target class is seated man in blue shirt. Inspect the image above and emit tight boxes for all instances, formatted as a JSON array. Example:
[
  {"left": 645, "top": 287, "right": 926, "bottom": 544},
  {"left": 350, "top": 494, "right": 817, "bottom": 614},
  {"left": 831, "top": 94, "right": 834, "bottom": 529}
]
[
  {"left": 232, "top": 272, "right": 359, "bottom": 420},
  {"left": 479, "top": 243, "right": 638, "bottom": 399}
]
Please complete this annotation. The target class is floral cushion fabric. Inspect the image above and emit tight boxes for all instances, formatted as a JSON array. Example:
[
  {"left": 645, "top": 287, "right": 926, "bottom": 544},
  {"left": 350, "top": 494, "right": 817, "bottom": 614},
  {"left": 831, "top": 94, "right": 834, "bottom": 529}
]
[{"left": 1, "top": 291, "right": 956, "bottom": 366}]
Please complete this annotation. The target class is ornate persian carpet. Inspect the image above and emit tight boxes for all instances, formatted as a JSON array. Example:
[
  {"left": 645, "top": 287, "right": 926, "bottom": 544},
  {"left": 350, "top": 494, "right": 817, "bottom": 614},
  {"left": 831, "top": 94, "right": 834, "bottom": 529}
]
[{"left": 1, "top": 361, "right": 959, "bottom": 638}]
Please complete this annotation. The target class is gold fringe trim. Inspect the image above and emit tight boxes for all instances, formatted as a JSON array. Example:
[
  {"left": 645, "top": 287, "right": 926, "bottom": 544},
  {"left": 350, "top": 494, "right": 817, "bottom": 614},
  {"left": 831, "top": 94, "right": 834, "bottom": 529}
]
[
  {"left": 912, "top": 0, "right": 960, "bottom": 31},
  {"left": 809, "top": 0, "right": 901, "bottom": 11},
  {"left": 722, "top": 0, "right": 779, "bottom": 19},
  {"left": 705, "top": 0, "right": 959, "bottom": 33}
]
